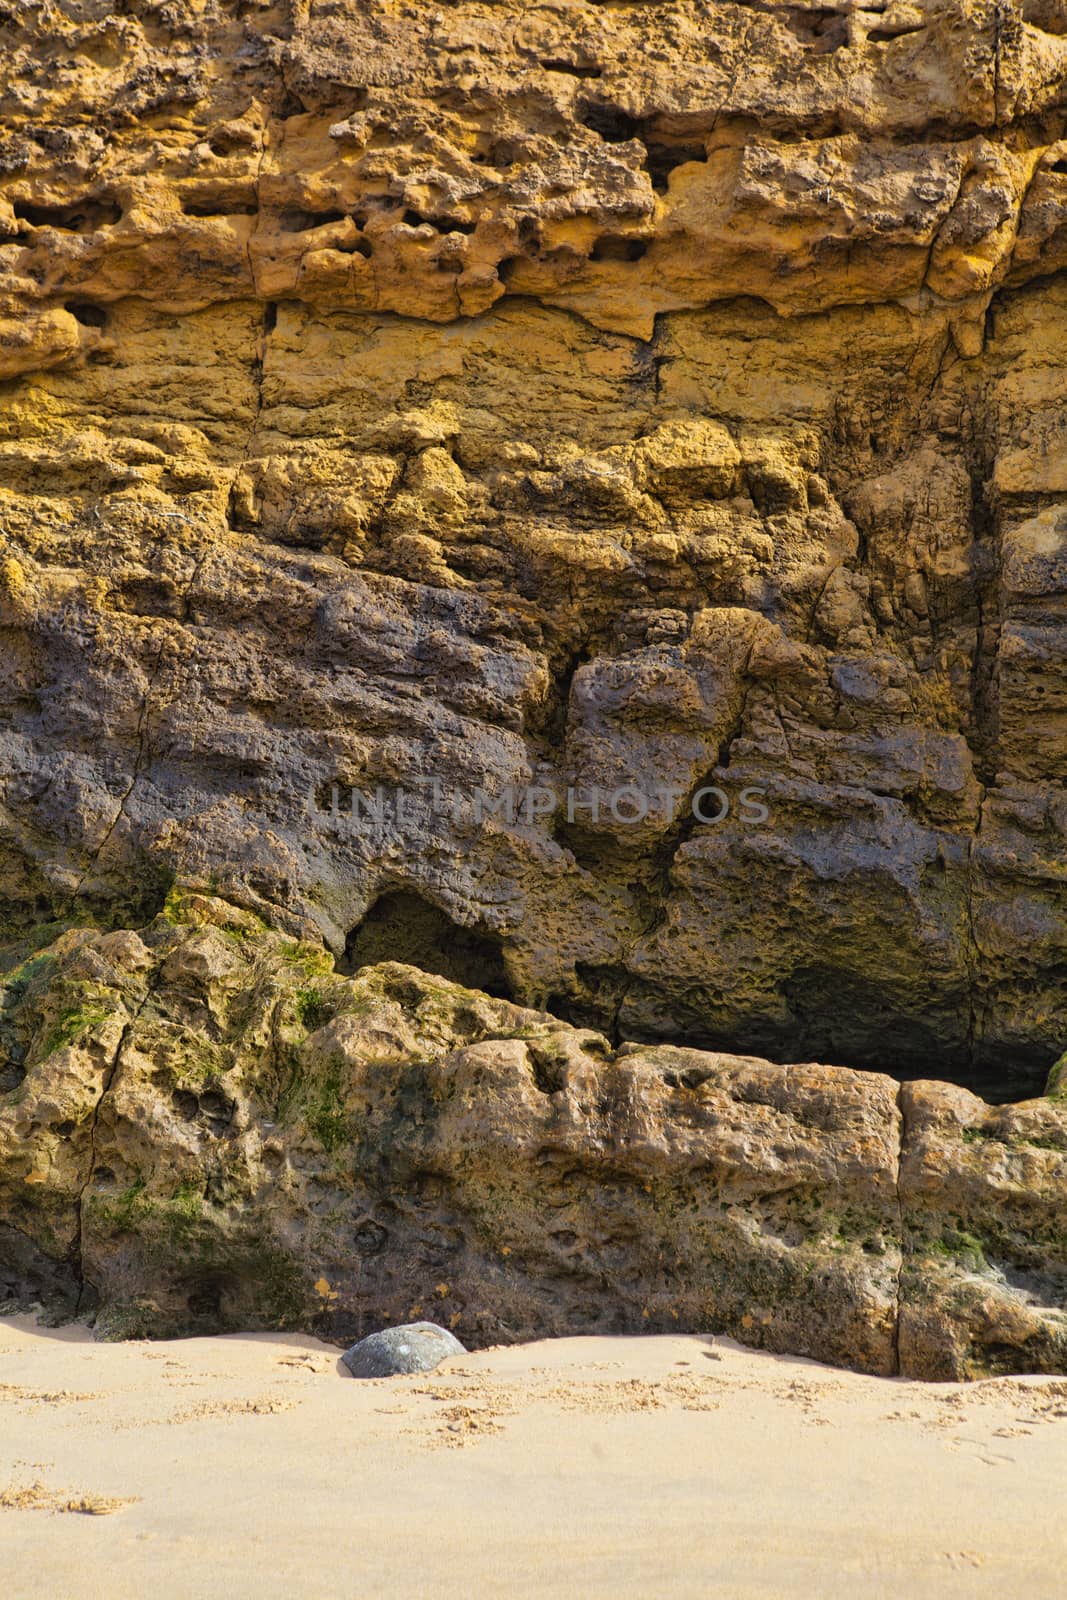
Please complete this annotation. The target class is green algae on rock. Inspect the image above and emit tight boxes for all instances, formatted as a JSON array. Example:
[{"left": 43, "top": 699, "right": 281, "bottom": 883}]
[
  {"left": 1, "top": 896, "right": 1065, "bottom": 1380},
  {"left": 2, "top": 2, "right": 1067, "bottom": 1379}
]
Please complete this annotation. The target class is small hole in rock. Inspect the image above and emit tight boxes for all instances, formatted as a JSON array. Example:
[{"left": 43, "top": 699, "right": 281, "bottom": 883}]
[
  {"left": 172, "top": 1090, "right": 199, "bottom": 1122},
  {"left": 180, "top": 194, "right": 258, "bottom": 217},
  {"left": 782, "top": 8, "right": 851, "bottom": 50},
  {"left": 644, "top": 141, "right": 706, "bottom": 192},
  {"left": 66, "top": 300, "right": 107, "bottom": 327},
  {"left": 591, "top": 235, "right": 648, "bottom": 262},
  {"left": 208, "top": 132, "right": 243, "bottom": 157},
  {"left": 277, "top": 207, "right": 347, "bottom": 232},
  {"left": 579, "top": 103, "right": 640, "bottom": 143},
  {"left": 354, "top": 1221, "right": 388, "bottom": 1253}
]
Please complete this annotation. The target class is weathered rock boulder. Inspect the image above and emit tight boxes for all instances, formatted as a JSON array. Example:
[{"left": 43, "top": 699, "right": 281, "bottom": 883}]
[
  {"left": 1, "top": 896, "right": 1064, "bottom": 1380},
  {"left": 342, "top": 1323, "right": 466, "bottom": 1379}
]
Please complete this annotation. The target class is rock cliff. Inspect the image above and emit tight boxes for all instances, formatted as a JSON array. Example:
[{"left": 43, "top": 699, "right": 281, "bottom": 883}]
[
  {"left": 1, "top": 894, "right": 1065, "bottom": 1378},
  {"left": 1, "top": 3, "right": 1066, "bottom": 1368}
]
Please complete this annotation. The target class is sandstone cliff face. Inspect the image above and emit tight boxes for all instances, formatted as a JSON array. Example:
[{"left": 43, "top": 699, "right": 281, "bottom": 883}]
[
  {"left": 1, "top": 895, "right": 1065, "bottom": 1379},
  {"left": 1, "top": 2, "right": 1066, "bottom": 1095},
  {"left": 0, "top": 4, "right": 1066, "bottom": 1367},
  {"left": 2, "top": 4, "right": 1066, "bottom": 1097}
]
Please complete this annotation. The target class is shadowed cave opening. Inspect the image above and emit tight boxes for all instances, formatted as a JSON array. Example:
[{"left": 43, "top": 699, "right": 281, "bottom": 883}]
[
  {"left": 337, "top": 898, "right": 1056, "bottom": 1103},
  {"left": 547, "top": 964, "right": 1058, "bottom": 1106},
  {"left": 339, "top": 891, "right": 514, "bottom": 999}
]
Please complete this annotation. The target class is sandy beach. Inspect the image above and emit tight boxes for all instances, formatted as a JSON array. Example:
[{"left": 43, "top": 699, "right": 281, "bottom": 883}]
[{"left": 1, "top": 1316, "right": 1065, "bottom": 1598}]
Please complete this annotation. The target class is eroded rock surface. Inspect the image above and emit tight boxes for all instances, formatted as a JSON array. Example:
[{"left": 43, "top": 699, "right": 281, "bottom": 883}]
[
  {"left": 1, "top": 6, "right": 1066, "bottom": 1369},
  {"left": 1, "top": 6, "right": 1066, "bottom": 1096},
  {"left": 1, "top": 897, "right": 1064, "bottom": 1379}
]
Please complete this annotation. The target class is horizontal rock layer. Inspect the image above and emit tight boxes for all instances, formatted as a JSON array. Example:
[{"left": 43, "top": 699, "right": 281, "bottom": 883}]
[
  {"left": 5, "top": 0, "right": 1067, "bottom": 349},
  {"left": 1, "top": 897, "right": 1065, "bottom": 1379}
]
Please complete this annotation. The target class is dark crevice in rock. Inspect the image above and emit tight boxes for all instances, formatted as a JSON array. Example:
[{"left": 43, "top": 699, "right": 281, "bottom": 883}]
[
  {"left": 575, "top": 99, "right": 710, "bottom": 192},
  {"left": 277, "top": 207, "right": 347, "bottom": 231},
  {"left": 339, "top": 890, "right": 515, "bottom": 1000},
  {"left": 180, "top": 192, "right": 258, "bottom": 217},
  {"left": 547, "top": 962, "right": 631, "bottom": 1044},
  {"left": 65, "top": 300, "right": 107, "bottom": 328},
  {"left": 867, "top": 23, "right": 927, "bottom": 44},
  {"left": 542, "top": 965, "right": 1057, "bottom": 1104},
  {"left": 225, "top": 297, "right": 274, "bottom": 532},
  {"left": 401, "top": 207, "right": 476, "bottom": 235},
  {"left": 527, "top": 1038, "right": 569, "bottom": 1095},
  {"left": 965, "top": 460, "right": 1003, "bottom": 788},
  {"left": 891, "top": 1081, "right": 906, "bottom": 1377},
  {"left": 643, "top": 140, "right": 707, "bottom": 192},
  {"left": 630, "top": 315, "right": 667, "bottom": 397},
  {"left": 590, "top": 234, "right": 648, "bottom": 262},
  {"left": 577, "top": 101, "right": 641, "bottom": 144},
  {"left": 540, "top": 60, "right": 603, "bottom": 80},
  {"left": 13, "top": 195, "right": 122, "bottom": 231},
  {"left": 71, "top": 967, "right": 160, "bottom": 1318},
  {"left": 530, "top": 636, "right": 595, "bottom": 746}
]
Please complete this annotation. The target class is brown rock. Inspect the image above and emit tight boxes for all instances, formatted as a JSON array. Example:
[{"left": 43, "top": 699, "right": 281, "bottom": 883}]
[
  {"left": 1, "top": 4, "right": 1067, "bottom": 1371},
  {"left": 1, "top": 902, "right": 1065, "bottom": 1378},
  {"left": 898, "top": 1080, "right": 1067, "bottom": 1377}
]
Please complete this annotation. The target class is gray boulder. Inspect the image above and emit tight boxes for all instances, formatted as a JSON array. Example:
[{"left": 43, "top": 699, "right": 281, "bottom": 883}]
[{"left": 341, "top": 1321, "right": 467, "bottom": 1379}]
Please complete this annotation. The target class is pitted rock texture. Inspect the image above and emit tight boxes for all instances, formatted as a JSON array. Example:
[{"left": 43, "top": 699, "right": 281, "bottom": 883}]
[
  {"left": 7, "top": 0, "right": 1067, "bottom": 346},
  {"left": 1, "top": 4, "right": 1067, "bottom": 1102},
  {"left": 1, "top": 897, "right": 1065, "bottom": 1379}
]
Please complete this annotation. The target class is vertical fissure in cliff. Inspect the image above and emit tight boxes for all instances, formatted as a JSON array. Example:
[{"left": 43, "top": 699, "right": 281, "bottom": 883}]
[{"left": 71, "top": 969, "right": 160, "bottom": 1315}]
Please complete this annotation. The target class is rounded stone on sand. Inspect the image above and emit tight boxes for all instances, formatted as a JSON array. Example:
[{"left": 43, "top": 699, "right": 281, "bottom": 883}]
[{"left": 341, "top": 1321, "right": 467, "bottom": 1378}]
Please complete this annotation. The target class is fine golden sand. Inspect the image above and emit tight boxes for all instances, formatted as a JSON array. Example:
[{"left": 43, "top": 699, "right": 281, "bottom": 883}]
[{"left": 2, "top": 1315, "right": 1065, "bottom": 1597}]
